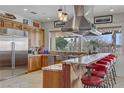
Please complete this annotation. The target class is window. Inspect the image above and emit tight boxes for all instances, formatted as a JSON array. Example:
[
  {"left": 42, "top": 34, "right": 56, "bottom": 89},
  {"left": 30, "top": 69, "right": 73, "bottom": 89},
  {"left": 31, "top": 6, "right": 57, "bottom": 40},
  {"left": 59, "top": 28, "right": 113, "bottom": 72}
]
[
  {"left": 115, "top": 32, "right": 122, "bottom": 54},
  {"left": 116, "top": 32, "right": 122, "bottom": 46},
  {"left": 82, "top": 33, "right": 113, "bottom": 53},
  {"left": 55, "top": 37, "right": 79, "bottom": 52},
  {"left": 100, "top": 34, "right": 112, "bottom": 44}
]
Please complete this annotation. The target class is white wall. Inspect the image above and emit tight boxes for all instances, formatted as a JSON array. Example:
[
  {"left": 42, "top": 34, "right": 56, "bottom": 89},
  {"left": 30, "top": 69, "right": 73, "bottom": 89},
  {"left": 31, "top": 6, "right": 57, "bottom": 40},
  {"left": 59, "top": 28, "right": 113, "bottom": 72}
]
[{"left": 0, "top": 10, "right": 33, "bottom": 26}]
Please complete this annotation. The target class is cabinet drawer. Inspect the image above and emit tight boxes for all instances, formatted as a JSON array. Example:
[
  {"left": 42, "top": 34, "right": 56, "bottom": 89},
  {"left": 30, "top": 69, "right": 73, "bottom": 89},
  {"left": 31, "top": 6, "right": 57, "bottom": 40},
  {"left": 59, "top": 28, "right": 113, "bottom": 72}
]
[
  {"left": 0, "top": 21, "right": 2, "bottom": 27},
  {"left": 3, "top": 20, "right": 13, "bottom": 28},
  {"left": 23, "top": 24, "right": 33, "bottom": 32},
  {"left": 41, "top": 56, "right": 48, "bottom": 67},
  {"left": 35, "top": 56, "right": 41, "bottom": 68},
  {"left": 0, "top": 19, "right": 4, "bottom": 27},
  {"left": 13, "top": 22, "right": 22, "bottom": 30},
  {"left": 28, "top": 56, "right": 41, "bottom": 72}
]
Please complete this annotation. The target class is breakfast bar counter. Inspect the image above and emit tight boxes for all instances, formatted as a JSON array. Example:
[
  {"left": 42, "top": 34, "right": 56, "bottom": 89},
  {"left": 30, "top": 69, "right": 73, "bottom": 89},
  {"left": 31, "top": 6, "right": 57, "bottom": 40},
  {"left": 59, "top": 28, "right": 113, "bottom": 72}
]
[
  {"left": 42, "top": 53, "right": 111, "bottom": 88},
  {"left": 62, "top": 53, "right": 110, "bottom": 65}
]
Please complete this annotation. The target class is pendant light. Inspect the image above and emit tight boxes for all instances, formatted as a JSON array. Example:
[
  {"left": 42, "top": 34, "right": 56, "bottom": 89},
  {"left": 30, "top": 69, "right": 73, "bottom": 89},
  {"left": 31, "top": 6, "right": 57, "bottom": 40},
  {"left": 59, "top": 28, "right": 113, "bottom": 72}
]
[
  {"left": 63, "top": 6, "right": 68, "bottom": 22},
  {"left": 57, "top": 5, "right": 68, "bottom": 22},
  {"left": 58, "top": 6, "right": 63, "bottom": 18},
  {"left": 59, "top": 12, "right": 64, "bottom": 21},
  {"left": 58, "top": 9, "right": 63, "bottom": 18},
  {"left": 63, "top": 13, "right": 68, "bottom": 22}
]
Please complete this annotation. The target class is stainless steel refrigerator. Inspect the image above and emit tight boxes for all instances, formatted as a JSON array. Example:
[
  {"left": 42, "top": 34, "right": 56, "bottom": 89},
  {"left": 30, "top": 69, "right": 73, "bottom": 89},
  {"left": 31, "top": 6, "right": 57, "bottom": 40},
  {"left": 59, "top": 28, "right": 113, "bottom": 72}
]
[{"left": 0, "top": 28, "right": 28, "bottom": 81}]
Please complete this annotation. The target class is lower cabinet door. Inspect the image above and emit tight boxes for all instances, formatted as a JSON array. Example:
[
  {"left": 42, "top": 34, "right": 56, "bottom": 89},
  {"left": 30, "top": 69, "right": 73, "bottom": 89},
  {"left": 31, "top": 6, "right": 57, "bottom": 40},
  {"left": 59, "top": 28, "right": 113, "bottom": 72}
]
[
  {"left": 41, "top": 56, "right": 48, "bottom": 68},
  {"left": 28, "top": 56, "right": 41, "bottom": 72},
  {"left": 35, "top": 56, "right": 41, "bottom": 69}
]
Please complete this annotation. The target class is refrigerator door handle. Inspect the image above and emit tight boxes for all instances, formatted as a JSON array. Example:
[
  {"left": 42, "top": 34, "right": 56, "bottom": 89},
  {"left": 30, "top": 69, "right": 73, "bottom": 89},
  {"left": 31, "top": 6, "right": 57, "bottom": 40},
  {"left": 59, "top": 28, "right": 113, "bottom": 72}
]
[{"left": 11, "top": 42, "right": 15, "bottom": 69}]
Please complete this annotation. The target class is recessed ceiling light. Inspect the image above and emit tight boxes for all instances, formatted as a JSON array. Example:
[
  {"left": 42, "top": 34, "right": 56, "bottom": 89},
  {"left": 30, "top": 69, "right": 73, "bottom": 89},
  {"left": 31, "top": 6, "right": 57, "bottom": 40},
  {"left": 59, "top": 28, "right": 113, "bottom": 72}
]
[
  {"left": 30, "top": 11, "right": 37, "bottom": 14},
  {"left": 110, "top": 9, "right": 114, "bottom": 12},
  {"left": 48, "top": 18, "right": 50, "bottom": 20},
  {"left": 24, "top": 9, "right": 28, "bottom": 11}
]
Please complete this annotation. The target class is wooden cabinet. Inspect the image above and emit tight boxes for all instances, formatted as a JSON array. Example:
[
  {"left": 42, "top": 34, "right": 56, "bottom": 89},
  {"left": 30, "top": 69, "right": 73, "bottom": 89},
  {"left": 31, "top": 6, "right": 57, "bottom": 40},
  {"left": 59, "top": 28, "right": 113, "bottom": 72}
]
[
  {"left": 39, "top": 29, "right": 44, "bottom": 46},
  {"left": 0, "top": 17, "right": 44, "bottom": 48},
  {"left": 28, "top": 29, "right": 44, "bottom": 48},
  {"left": 22, "top": 24, "right": 33, "bottom": 32},
  {"left": 35, "top": 29, "right": 44, "bottom": 47},
  {"left": 0, "top": 21, "right": 2, "bottom": 27},
  {"left": 3, "top": 19, "right": 13, "bottom": 28},
  {"left": 28, "top": 55, "right": 49, "bottom": 72},
  {"left": 43, "top": 70, "right": 64, "bottom": 88},
  {"left": 0, "top": 19, "right": 22, "bottom": 30},
  {"left": 28, "top": 56, "right": 41, "bottom": 72},
  {"left": 0, "top": 19, "right": 3, "bottom": 27},
  {"left": 41, "top": 55, "right": 48, "bottom": 67},
  {"left": 28, "top": 30, "right": 35, "bottom": 47},
  {"left": 13, "top": 22, "right": 22, "bottom": 30}
]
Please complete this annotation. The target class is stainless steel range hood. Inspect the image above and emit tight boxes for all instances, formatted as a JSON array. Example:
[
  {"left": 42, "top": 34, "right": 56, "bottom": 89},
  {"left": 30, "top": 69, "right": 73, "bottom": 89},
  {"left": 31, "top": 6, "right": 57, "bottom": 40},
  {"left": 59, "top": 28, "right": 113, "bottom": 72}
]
[{"left": 61, "top": 5, "right": 102, "bottom": 36}]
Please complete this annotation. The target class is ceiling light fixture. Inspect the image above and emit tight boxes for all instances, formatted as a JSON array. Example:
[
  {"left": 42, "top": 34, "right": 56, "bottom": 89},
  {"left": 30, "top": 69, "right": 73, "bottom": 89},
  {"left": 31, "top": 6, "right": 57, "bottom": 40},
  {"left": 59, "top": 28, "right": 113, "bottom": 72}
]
[
  {"left": 48, "top": 18, "right": 50, "bottom": 20},
  {"left": 58, "top": 9, "right": 63, "bottom": 18},
  {"left": 63, "top": 13, "right": 68, "bottom": 22},
  {"left": 110, "top": 9, "right": 114, "bottom": 12},
  {"left": 59, "top": 12, "right": 64, "bottom": 21},
  {"left": 24, "top": 8, "right": 28, "bottom": 11},
  {"left": 30, "top": 11, "right": 37, "bottom": 14},
  {"left": 57, "top": 6, "right": 68, "bottom": 22}
]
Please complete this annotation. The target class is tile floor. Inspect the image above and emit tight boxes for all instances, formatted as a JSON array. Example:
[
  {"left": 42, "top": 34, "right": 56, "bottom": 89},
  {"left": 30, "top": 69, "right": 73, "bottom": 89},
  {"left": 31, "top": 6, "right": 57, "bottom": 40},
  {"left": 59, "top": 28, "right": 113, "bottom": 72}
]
[
  {"left": 0, "top": 70, "right": 42, "bottom": 88},
  {"left": 0, "top": 70, "right": 124, "bottom": 88}
]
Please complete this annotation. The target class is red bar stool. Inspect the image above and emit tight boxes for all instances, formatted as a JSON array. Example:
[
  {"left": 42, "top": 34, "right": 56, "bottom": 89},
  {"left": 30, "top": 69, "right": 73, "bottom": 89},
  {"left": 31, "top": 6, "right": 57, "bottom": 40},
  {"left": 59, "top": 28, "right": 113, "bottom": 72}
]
[
  {"left": 105, "top": 56, "right": 116, "bottom": 61},
  {"left": 84, "top": 63, "right": 113, "bottom": 88},
  {"left": 98, "top": 56, "right": 117, "bottom": 85},
  {"left": 108, "top": 54, "right": 117, "bottom": 58},
  {"left": 81, "top": 76, "right": 105, "bottom": 88},
  {"left": 96, "top": 60, "right": 110, "bottom": 66},
  {"left": 102, "top": 55, "right": 117, "bottom": 82},
  {"left": 101, "top": 58, "right": 113, "bottom": 64},
  {"left": 82, "top": 54, "right": 117, "bottom": 88}
]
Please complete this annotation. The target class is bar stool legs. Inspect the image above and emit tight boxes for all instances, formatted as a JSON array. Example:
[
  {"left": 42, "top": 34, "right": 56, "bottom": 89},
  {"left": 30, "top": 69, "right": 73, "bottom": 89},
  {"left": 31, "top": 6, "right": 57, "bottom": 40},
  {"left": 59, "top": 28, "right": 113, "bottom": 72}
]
[
  {"left": 106, "top": 74, "right": 111, "bottom": 88},
  {"left": 109, "top": 71, "right": 114, "bottom": 88},
  {"left": 112, "top": 67, "right": 117, "bottom": 84},
  {"left": 113, "top": 64, "right": 117, "bottom": 77}
]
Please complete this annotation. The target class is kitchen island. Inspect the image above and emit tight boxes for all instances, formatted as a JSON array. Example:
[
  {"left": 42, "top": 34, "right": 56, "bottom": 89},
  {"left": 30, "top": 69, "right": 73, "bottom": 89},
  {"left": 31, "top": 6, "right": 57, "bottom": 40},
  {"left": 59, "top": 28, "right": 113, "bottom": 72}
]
[
  {"left": 42, "top": 53, "right": 111, "bottom": 88},
  {"left": 28, "top": 51, "right": 87, "bottom": 72},
  {"left": 42, "top": 63, "right": 63, "bottom": 88}
]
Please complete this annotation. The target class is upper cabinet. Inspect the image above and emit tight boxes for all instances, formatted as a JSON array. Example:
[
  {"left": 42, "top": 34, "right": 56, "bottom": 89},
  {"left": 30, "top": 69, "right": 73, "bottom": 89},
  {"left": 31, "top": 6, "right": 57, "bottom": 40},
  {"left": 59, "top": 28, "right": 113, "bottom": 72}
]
[
  {"left": 0, "top": 18, "right": 22, "bottom": 30},
  {"left": 22, "top": 24, "right": 33, "bottom": 32},
  {"left": 28, "top": 28, "right": 44, "bottom": 48},
  {"left": 13, "top": 21, "right": 22, "bottom": 30},
  {"left": 0, "top": 19, "right": 3, "bottom": 27},
  {"left": 0, "top": 17, "right": 45, "bottom": 48},
  {"left": 3, "top": 19, "right": 13, "bottom": 28}
]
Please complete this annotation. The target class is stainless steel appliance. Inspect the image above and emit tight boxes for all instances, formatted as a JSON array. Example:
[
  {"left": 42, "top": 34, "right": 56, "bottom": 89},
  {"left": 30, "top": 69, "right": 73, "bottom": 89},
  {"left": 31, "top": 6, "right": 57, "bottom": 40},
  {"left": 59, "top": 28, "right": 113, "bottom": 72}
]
[
  {"left": 0, "top": 28, "right": 28, "bottom": 81},
  {"left": 61, "top": 5, "right": 102, "bottom": 36}
]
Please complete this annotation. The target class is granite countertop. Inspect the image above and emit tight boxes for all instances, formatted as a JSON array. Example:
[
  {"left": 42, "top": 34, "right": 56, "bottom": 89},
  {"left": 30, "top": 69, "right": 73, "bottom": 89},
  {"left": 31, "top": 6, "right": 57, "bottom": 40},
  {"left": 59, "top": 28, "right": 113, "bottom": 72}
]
[
  {"left": 42, "top": 63, "right": 62, "bottom": 71},
  {"left": 62, "top": 53, "right": 111, "bottom": 65},
  {"left": 28, "top": 54, "right": 60, "bottom": 57}
]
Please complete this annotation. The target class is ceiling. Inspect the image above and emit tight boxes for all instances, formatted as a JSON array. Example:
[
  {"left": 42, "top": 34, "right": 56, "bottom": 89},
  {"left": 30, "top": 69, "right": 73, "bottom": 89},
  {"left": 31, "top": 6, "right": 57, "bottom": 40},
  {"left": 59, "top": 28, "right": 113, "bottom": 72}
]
[
  {"left": 0, "top": 5, "right": 124, "bottom": 22},
  {"left": 0, "top": 5, "right": 74, "bottom": 22}
]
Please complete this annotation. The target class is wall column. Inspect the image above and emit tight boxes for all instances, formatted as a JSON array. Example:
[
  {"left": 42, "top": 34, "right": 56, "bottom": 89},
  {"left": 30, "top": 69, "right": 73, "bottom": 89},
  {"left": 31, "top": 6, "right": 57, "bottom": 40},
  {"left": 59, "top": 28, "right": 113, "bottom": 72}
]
[
  {"left": 50, "top": 32, "right": 56, "bottom": 51},
  {"left": 115, "top": 24, "right": 124, "bottom": 76}
]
